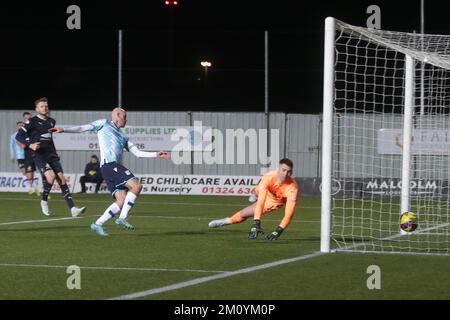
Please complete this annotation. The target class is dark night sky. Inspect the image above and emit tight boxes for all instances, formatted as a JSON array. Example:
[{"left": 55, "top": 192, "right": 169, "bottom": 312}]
[{"left": 0, "top": 0, "right": 447, "bottom": 113}]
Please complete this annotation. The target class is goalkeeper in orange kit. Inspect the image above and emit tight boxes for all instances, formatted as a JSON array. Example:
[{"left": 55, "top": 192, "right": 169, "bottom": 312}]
[{"left": 208, "top": 158, "right": 299, "bottom": 240}]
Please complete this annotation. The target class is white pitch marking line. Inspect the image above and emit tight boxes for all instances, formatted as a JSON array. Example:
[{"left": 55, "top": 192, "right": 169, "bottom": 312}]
[
  {"left": 0, "top": 216, "right": 84, "bottom": 226},
  {"left": 0, "top": 211, "right": 317, "bottom": 226},
  {"left": 0, "top": 213, "right": 317, "bottom": 226},
  {"left": 109, "top": 251, "right": 325, "bottom": 300},
  {"left": 0, "top": 263, "right": 226, "bottom": 274},
  {"left": 0, "top": 196, "right": 321, "bottom": 209}
]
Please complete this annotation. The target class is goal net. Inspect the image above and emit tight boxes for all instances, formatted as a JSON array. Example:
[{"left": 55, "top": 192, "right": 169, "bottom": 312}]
[{"left": 321, "top": 17, "right": 450, "bottom": 255}]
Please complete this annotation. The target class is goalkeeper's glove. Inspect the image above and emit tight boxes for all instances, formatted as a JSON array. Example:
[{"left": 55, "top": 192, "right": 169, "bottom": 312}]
[
  {"left": 266, "top": 226, "right": 284, "bottom": 241},
  {"left": 248, "top": 219, "right": 264, "bottom": 239}
]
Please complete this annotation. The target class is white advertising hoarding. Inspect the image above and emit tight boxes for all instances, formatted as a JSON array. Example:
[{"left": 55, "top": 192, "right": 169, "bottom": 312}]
[
  {"left": 0, "top": 172, "right": 259, "bottom": 196},
  {"left": 0, "top": 172, "right": 76, "bottom": 193},
  {"left": 136, "top": 174, "right": 260, "bottom": 196},
  {"left": 377, "top": 129, "right": 450, "bottom": 155},
  {"left": 53, "top": 126, "right": 212, "bottom": 151}
]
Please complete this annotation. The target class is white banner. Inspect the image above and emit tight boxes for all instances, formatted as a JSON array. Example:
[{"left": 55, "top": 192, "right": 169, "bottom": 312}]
[
  {"left": 136, "top": 174, "right": 260, "bottom": 196},
  {"left": 377, "top": 129, "right": 450, "bottom": 155},
  {"left": 53, "top": 125, "right": 212, "bottom": 151},
  {"left": 0, "top": 172, "right": 76, "bottom": 193},
  {"left": 0, "top": 172, "right": 35, "bottom": 192},
  {"left": 1, "top": 172, "right": 259, "bottom": 197}
]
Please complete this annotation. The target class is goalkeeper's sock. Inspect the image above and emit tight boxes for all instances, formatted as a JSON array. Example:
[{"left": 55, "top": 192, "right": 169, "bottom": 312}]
[
  {"left": 229, "top": 211, "right": 246, "bottom": 224},
  {"left": 96, "top": 203, "right": 121, "bottom": 225},
  {"left": 119, "top": 192, "right": 137, "bottom": 219}
]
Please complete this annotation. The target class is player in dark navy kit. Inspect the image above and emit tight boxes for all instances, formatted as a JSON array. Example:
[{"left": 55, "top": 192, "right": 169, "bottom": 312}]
[{"left": 16, "top": 97, "right": 86, "bottom": 217}]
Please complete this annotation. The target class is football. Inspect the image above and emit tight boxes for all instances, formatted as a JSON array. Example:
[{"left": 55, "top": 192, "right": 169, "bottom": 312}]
[{"left": 400, "top": 212, "right": 418, "bottom": 232}]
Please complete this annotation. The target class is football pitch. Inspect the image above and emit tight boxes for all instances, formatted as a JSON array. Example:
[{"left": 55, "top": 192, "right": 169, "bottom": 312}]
[{"left": 0, "top": 192, "right": 449, "bottom": 300}]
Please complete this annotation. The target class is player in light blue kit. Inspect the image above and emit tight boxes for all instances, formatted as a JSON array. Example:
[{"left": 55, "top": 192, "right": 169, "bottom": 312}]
[
  {"left": 10, "top": 121, "right": 26, "bottom": 175},
  {"left": 50, "top": 107, "right": 171, "bottom": 236}
]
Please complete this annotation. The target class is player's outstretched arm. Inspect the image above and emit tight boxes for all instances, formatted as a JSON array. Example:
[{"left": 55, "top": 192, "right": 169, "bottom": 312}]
[
  {"left": 254, "top": 186, "right": 268, "bottom": 221},
  {"left": 129, "top": 145, "right": 171, "bottom": 160},
  {"left": 49, "top": 124, "right": 94, "bottom": 134},
  {"left": 248, "top": 187, "right": 268, "bottom": 239},
  {"left": 266, "top": 198, "right": 297, "bottom": 241}
]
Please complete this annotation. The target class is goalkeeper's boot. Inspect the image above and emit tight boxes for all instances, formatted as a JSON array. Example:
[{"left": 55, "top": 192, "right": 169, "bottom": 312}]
[
  {"left": 71, "top": 206, "right": 86, "bottom": 218},
  {"left": 34, "top": 189, "right": 41, "bottom": 197},
  {"left": 208, "top": 218, "right": 230, "bottom": 228},
  {"left": 115, "top": 218, "right": 135, "bottom": 230},
  {"left": 90, "top": 223, "right": 108, "bottom": 236},
  {"left": 40, "top": 200, "right": 51, "bottom": 216},
  {"left": 248, "top": 220, "right": 264, "bottom": 239},
  {"left": 28, "top": 188, "right": 34, "bottom": 195}
]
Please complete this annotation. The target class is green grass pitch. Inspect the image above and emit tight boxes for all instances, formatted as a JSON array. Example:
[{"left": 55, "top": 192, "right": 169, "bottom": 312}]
[{"left": 0, "top": 192, "right": 449, "bottom": 299}]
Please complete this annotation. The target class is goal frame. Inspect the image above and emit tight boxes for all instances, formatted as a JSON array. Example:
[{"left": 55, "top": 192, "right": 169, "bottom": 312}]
[{"left": 320, "top": 17, "right": 415, "bottom": 253}]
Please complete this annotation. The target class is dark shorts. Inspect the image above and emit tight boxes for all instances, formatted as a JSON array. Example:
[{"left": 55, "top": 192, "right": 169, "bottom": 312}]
[
  {"left": 33, "top": 155, "right": 64, "bottom": 175},
  {"left": 101, "top": 162, "right": 136, "bottom": 198},
  {"left": 24, "top": 150, "right": 36, "bottom": 173},
  {"left": 17, "top": 159, "right": 25, "bottom": 171}
]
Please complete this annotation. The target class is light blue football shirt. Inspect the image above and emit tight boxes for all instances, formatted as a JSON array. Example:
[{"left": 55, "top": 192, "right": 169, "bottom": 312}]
[{"left": 90, "top": 119, "right": 134, "bottom": 166}]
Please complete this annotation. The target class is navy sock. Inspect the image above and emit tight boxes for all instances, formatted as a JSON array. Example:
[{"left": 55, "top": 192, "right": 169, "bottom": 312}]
[
  {"left": 60, "top": 184, "right": 75, "bottom": 209},
  {"left": 42, "top": 180, "right": 53, "bottom": 202}
]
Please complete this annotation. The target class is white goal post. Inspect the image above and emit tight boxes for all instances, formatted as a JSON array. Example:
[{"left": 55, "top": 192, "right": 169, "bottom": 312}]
[{"left": 321, "top": 17, "right": 450, "bottom": 255}]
